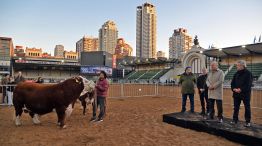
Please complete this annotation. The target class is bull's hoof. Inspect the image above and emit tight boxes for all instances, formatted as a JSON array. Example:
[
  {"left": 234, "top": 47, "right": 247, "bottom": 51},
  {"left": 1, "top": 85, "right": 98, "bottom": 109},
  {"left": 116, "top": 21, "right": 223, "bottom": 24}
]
[
  {"left": 15, "top": 116, "right": 22, "bottom": 126},
  {"left": 57, "top": 122, "right": 61, "bottom": 126},
  {"left": 61, "top": 125, "right": 67, "bottom": 129},
  {"left": 15, "top": 123, "right": 22, "bottom": 126},
  {"left": 33, "top": 121, "right": 41, "bottom": 125},
  {"left": 32, "top": 115, "right": 41, "bottom": 125}
]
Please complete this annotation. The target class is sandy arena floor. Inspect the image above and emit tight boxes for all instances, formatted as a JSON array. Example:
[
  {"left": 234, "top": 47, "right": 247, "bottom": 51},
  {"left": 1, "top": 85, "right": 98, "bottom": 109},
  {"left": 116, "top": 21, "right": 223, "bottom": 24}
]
[{"left": 0, "top": 96, "right": 261, "bottom": 146}]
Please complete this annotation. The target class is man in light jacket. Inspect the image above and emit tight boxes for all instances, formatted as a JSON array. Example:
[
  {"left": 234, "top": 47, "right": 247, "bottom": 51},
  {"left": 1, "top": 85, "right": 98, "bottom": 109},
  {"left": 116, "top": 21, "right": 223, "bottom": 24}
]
[{"left": 206, "top": 61, "right": 225, "bottom": 123}]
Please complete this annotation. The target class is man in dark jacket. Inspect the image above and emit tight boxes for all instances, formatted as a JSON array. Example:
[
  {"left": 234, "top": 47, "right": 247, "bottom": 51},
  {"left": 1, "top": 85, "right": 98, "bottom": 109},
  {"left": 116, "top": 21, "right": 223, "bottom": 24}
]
[
  {"left": 231, "top": 60, "right": 253, "bottom": 127},
  {"left": 197, "top": 68, "right": 209, "bottom": 115},
  {"left": 179, "top": 66, "right": 196, "bottom": 113}
]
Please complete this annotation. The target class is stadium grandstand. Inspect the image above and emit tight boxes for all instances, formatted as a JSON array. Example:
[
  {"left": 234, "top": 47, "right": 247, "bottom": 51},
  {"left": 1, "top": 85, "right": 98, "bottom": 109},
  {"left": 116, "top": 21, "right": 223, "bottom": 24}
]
[
  {"left": 116, "top": 43, "right": 262, "bottom": 85},
  {"left": 115, "top": 57, "right": 180, "bottom": 83},
  {"left": 203, "top": 43, "right": 262, "bottom": 83},
  {"left": 12, "top": 56, "right": 80, "bottom": 83}
]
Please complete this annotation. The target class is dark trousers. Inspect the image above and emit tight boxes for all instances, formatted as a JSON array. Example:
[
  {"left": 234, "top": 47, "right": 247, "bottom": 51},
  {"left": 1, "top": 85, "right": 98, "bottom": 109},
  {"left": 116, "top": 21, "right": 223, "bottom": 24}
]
[
  {"left": 233, "top": 96, "right": 251, "bottom": 123},
  {"left": 182, "top": 94, "right": 194, "bottom": 112},
  {"left": 209, "top": 99, "right": 223, "bottom": 119},
  {"left": 93, "top": 96, "right": 106, "bottom": 119},
  {"left": 199, "top": 91, "right": 209, "bottom": 114},
  {"left": 2, "top": 86, "right": 6, "bottom": 103}
]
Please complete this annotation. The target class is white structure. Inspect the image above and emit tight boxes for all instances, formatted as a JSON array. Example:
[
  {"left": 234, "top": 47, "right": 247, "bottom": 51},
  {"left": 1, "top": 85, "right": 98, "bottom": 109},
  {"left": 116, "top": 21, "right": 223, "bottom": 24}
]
[
  {"left": 99, "top": 21, "right": 118, "bottom": 54},
  {"left": 181, "top": 45, "right": 206, "bottom": 74},
  {"left": 136, "top": 2, "right": 157, "bottom": 58}
]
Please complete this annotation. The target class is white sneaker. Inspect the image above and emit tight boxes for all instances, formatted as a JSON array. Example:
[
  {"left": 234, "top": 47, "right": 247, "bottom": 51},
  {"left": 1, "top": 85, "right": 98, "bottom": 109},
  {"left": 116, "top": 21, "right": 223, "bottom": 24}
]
[
  {"left": 244, "top": 122, "right": 251, "bottom": 127},
  {"left": 96, "top": 119, "right": 103, "bottom": 123}
]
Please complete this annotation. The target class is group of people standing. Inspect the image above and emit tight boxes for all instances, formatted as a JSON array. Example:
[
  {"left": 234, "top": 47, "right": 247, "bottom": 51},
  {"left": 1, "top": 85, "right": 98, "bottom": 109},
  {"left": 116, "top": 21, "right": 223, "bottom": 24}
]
[
  {"left": 179, "top": 60, "right": 253, "bottom": 127},
  {"left": 1, "top": 71, "right": 25, "bottom": 105}
]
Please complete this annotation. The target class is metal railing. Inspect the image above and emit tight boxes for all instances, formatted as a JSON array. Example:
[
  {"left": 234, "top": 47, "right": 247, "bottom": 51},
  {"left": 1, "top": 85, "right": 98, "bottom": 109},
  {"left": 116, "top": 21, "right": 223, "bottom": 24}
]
[
  {"left": 0, "top": 85, "right": 16, "bottom": 106},
  {"left": 1, "top": 83, "right": 261, "bottom": 111},
  {"left": 109, "top": 83, "right": 262, "bottom": 110}
]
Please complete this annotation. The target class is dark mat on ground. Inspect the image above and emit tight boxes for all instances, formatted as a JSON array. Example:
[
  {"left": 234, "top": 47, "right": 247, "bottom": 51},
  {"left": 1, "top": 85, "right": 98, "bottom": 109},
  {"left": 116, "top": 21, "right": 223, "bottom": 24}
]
[{"left": 163, "top": 112, "right": 262, "bottom": 146}]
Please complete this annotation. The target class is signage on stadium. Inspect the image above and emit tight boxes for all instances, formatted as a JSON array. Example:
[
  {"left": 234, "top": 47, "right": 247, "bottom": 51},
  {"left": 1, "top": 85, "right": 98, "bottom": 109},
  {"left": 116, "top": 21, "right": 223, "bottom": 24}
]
[
  {"left": 80, "top": 66, "right": 112, "bottom": 75},
  {"left": 15, "top": 59, "right": 80, "bottom": 66}
]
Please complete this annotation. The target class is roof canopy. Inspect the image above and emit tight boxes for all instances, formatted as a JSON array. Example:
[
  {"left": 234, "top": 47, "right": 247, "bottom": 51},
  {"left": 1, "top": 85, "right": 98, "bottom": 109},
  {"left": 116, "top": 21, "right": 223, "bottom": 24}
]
[
  {"left": 203, "top": 43, "right": 262, "bottom": 57},
  {"left": 120, "top": 57, "right": 179, "bottom": 66}
]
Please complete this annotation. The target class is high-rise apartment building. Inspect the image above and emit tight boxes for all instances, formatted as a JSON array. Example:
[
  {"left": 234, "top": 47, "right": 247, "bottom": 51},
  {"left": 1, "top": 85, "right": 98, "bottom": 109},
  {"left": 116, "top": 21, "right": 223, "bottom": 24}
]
[
  {"left": 136, "top": 2, "right": 157, "bottom": 59},
  {"left": 99, "top": 21, "right": 118, "bottom": 54},
  {"left": 169, "top": 28, "right": 192, "bottom": 59},
  {"left": 54, "top": 45, "right": 64, "bottom": 58},
  {"left": 76, "top": 36, "right": 99, "bottom": 57}
]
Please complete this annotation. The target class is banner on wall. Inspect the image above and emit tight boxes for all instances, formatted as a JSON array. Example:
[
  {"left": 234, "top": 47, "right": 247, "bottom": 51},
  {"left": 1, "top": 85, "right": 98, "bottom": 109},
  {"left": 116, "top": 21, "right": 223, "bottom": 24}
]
[{"left": 80, "top": 66, "right": 112, "bottom": 75}]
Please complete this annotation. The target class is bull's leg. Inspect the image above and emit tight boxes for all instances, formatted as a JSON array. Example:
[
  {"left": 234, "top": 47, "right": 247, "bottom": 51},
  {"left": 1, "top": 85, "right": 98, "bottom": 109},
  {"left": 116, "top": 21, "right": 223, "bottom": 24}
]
[
  {"left": 56, "top": 107, "right": 66, "bottom": 128},
  {"left": 14, "top": 104, "right": 23, "bottom": 126},
  {"left": 82, "top": 101, "right": 86, "bottom": 115},
  {"left": 65, "top": 104, "right": 73, "bottom": 119},
  {"left": 29, "top": 112, "right": 41, "bottom": 125}
]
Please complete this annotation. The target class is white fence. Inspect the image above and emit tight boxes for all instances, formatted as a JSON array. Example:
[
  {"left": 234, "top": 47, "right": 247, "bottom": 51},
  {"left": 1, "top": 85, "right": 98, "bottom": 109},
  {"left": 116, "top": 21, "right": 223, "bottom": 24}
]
[
  {"left": 108, "top": 83, "right": 262, "bottom": 110},
  {"left": 1, "top": 83, "right": 261, "bottom": 111}
]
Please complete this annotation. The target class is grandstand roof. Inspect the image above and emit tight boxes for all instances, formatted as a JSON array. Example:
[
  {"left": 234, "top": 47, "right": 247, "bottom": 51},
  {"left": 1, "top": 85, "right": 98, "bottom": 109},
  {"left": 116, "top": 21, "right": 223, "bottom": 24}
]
[
  {"left": 203, "top": 43, "right": 262, "bottom": 57},
  {"left": 120, "top": 57, "right": 179, "bottom": 66}
]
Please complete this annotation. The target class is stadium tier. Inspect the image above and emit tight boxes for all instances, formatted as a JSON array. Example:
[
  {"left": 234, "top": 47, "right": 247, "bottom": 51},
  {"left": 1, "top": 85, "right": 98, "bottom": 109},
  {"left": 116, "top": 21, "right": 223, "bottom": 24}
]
[
  {"left": 224, "top": 63, "right": 262, "bottom": 80},
  {"left": 219, "top": 64, "right": 230, "bottom": 72},
  {"left": 125, "top": 69, "right": 170, "bottom": 80}
]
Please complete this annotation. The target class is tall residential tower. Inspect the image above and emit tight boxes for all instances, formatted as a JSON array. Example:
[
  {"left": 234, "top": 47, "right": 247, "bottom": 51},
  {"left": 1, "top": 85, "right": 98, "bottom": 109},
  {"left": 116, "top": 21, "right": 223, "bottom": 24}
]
[
  {"left": 99, "top": 20, "right": 118, "bottom": 54},
  {"left": 169, "top": 28, "right": 192, "bottom": 59},
  {"left": 136, "top": 2, "right": 157, "bottom": 58}
]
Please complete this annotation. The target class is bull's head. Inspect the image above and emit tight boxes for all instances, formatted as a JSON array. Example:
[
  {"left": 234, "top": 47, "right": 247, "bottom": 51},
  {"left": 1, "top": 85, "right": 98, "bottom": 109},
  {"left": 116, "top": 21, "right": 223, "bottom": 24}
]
[{"left": 78, "top": 76, "right": 96, "bottom": 96}]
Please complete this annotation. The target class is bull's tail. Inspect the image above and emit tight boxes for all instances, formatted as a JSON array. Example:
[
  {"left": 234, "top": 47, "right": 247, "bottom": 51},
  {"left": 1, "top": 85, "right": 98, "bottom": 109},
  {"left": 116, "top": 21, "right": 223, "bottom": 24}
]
[{"left": 12, "top": 110, "right": 16, "bottom": 121}]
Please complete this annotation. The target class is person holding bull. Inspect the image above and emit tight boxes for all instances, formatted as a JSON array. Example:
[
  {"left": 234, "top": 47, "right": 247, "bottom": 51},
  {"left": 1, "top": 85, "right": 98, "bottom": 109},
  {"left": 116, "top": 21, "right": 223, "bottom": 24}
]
[{"left": 90, "top": 71, "right": 109, "bottom": 122}]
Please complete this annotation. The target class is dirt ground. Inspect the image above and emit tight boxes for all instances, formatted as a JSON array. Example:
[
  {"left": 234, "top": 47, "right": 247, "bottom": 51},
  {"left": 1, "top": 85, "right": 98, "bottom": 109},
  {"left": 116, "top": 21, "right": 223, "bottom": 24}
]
[{"left": 0, "top": 96, "right": 261, "bottom": 146}]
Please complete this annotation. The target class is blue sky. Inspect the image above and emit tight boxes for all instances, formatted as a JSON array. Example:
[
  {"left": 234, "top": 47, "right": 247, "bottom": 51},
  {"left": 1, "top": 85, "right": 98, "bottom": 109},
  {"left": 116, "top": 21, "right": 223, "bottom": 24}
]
[{"left": 1, "top": 0, "right": 262, "bottom": 57}]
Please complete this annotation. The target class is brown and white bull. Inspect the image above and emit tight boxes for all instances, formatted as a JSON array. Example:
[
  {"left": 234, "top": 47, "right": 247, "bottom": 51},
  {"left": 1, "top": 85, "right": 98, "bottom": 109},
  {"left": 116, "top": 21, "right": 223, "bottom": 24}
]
[{"left": 13, "top": 76, "right": 94, "bottom": 128}]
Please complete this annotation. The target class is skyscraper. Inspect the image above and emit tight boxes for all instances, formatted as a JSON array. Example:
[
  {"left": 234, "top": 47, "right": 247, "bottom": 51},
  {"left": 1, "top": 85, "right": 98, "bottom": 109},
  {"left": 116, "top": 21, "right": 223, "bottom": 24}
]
[
  {"left": 99, "top": 21, "right": 118, "bottom": 54},
  {"left": 0, "top": 37, "right": 14, "bottom": 60},
  {"left": 76, "top": 36, "right": 99, "bottom": 58},
  {"left": 169, "top": 28, "right": 192, "bottom": 59},
  {"left": 136, "top": 2, "right": 157, "bottom": 59},
  {"left": 0, "top": 37, "right": 13, "bottom": 74},
  {"left": 54, "top": 45, "right": 64, "bottom": 58}
]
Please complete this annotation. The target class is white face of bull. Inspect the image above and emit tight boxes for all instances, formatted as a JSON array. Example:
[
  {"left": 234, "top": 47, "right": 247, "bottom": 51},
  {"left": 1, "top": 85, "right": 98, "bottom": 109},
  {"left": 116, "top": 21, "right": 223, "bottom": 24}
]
[{"left": 79, "top": 76, "right": 96, "bottom": 96}]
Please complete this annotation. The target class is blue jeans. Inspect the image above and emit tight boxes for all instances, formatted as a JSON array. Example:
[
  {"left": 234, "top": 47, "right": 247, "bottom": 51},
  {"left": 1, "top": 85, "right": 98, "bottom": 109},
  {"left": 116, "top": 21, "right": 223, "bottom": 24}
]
[
  {"left": 181, "top": 94, "right": 194, "bottom": 112},
  {"left": 92, "top": 96, "right": 106, "bottom": 119}
]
